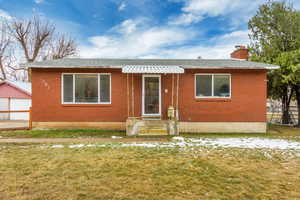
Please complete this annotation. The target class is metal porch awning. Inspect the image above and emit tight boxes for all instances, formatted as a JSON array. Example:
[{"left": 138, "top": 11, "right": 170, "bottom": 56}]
[{"left": 122, "top": 65, "right": 184, "bottom": 74}]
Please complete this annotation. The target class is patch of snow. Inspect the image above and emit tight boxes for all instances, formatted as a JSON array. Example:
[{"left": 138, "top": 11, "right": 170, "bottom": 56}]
[
  {"left": 69, "top": 144, "right": 85, "bottom": 148},
  {"left": 111, "top": 136, "right": 123, "bottom": 139},
  {"left": 188, "top": 138, "right": 300, "bottom": 150},
  {"left": 172, "top": 136, "right": 185, "bottom": 141},
  {"left": 43, "top": 137, "right": 300, "bottom": 152},
  {"left": 51, "top": 144, "right": 64, "bottom": 148}
]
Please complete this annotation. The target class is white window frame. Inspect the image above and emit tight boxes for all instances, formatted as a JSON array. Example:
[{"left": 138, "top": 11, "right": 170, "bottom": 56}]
[
  {"left": 61, "top": 73, "right": 111, "bottom": 104},
  {"left": 195, "top": 73, "right": 231, "bottom": 98}
]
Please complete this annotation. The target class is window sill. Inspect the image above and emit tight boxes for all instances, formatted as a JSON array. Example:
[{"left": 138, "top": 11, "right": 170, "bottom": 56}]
[
  {"left": 194, "top": 98, "right": 231, "bottom": 102},
  {"left": 61, "top": 104, "right": 112, "bottom": 107}
]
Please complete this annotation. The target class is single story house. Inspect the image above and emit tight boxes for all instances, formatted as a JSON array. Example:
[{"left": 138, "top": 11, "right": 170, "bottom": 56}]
[
  {"left": 22, "top": 46, "right": 279, "bottom": 134},
  {"left": 0, "top": 80, "right": 32, "bottom": 120}
]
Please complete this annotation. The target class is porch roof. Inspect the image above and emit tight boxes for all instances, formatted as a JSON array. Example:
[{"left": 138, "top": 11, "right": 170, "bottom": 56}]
[{"left": 122, "top": 65, "right": 184, "bottom": 74}]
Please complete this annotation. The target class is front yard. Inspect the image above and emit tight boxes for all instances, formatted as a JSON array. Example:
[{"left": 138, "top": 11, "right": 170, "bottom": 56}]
[
  {"left": 0, "top": 144, "right": 300, "bottom": 200},
  {"left": 0, "top": 124, "right": 299, "bottom": 139},
  {"left": 0, "top": 124, "right": 300, "bottom": 199}
]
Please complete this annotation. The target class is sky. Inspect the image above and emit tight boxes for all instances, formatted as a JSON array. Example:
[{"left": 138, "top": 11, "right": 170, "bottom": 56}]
[{"left": 1, "top": 0, "right": 300, "bottom": 59}]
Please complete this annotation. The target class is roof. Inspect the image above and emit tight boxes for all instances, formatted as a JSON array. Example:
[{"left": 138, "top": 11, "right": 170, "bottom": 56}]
[
  {"left": 122, "top": 65, "right": 184, "bottom": 74},
  {"left": 0, "top": 80, "right": 31, "bottom": 95},
  {"left": 20, "top": 58, "right": 280, "bottom": 70}
]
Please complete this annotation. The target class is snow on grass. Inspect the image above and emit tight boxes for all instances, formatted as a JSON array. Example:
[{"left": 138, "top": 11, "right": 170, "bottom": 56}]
[
  {"left": 186, "top": 137, "right": 300, "bottom": 150},
  {"left": 111, "top": 136, "right": 123, "bottom": 139},
  {"left": 45, "top": 137, "right": 300, "bottom": 151}
]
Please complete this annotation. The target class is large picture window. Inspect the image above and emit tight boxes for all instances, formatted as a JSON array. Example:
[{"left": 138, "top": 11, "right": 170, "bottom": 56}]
[
  {"left": 195, "top": 74, "right": 231, "bottom": 98},
  {"left": 62, "top": 73, "right": 111, "bottom": 104}
]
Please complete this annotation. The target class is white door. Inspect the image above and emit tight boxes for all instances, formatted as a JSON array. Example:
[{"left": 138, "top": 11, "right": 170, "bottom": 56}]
[
  {"left": 10, "top": 98, "right": 31, "bottom": 120},
  {"left": 0, "top": 98, "right": 9, "bottom": 120},
  {"left": 142, "top": 75, "right": 161, "bottom": 116}
]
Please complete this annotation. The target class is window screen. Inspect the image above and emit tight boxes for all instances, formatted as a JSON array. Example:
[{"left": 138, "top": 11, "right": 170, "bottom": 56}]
[
  {"left": 214, "top": 75, "right": 230, "bottom": 97},
  {"left": 75, "top": 74, "right": 98, "bottom": 103},
  {"left": 63, "top": 73, "right": 111, "bottom": 104},
  {"left": 196, "top": 74, "right": 230, "bottom": 98},
  {"left": 63, "top": 74, "right": 73, "bottom": 102},
  {"left": 100, "top": 74, "right": 110, "bottom": 103},
  {"left": 196, "top": 75, "right": 212, "bottom": 97}
]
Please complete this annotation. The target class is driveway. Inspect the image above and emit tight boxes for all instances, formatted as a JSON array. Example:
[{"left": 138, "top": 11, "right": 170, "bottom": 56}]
[{"left": 0, "top": 120, "right": 29, "bottom": 130}]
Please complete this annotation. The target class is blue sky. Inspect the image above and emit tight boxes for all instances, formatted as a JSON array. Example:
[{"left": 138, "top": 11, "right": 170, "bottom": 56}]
[{"left": 1, "top": 0, "right": 300, "bottom": 59}]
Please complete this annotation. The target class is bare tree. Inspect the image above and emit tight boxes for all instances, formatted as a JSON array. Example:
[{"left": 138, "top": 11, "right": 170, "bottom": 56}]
[
  {"left": 7, "top": 15, "right": 77, "bottom": 81},
  {"left": 0, "top": 23, "right": 16, "bottom": 81},
  {"left": 45, "top": 34, "right": 77, "bottom": 60},
  {"left": 8, "top": 16, "right": 55, "bottom": 62}
]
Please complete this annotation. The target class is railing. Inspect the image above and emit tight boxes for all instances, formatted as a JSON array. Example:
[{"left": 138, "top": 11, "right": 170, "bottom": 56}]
[{"left": 0, "top": 108, "right": 32, "bottom": 129}]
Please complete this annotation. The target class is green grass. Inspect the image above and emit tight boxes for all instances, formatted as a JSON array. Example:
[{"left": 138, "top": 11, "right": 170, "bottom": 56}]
[
  {"left": 0, "top": 129, "right": 126, "bottom": 138},
  {"left": 0, "top": 145, "right": 299, "bottom": 200},
  {"left": 0, "top": 124, "right": 299, "bottom": 139}
]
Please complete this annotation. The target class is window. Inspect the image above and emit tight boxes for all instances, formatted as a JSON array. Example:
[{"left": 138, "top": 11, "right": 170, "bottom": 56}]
[
  {"left": 62, "top": 73, "right": 111, "bottom": 104},
  {"left": 195, "top": 74, "right": 231, "bottom": 98}
]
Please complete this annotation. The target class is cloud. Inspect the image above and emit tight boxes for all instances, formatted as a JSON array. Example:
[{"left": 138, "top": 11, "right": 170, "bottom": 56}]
[
  {"left": 34, "top": 0, "right": 45, "bottom": 4},
  {"left": 79, "top": 16, "right": 249, "bottom": 59},
  {"left": 169, "top": 0, "right": 265, "bottom": 26},
  {"left": 118, "top": 2, "right": 126, "bottom": 11},
  {"left": 0, "top": 9, "right": 12, "bottom": 20},
  {"left": 79, "top": 19, "right": 197, "bottom": 58},
  {"left": 140, "top": 30, "right": 250, "bottom": 59},
  {"left": 169, "top": 13, "right": 203, "bottom": 26},
  {"left": 111, "top": 18, "right": 146, "bottom": 35}
]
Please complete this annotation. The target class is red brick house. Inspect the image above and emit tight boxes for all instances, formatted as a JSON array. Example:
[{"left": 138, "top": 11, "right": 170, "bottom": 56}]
[{"left": 22, "top": 47, "right": 279, "bottom": 134}]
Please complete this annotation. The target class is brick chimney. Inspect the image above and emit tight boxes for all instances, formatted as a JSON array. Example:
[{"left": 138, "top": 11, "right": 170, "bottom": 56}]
[{"left": 230, "top": 45, "right": 249, "bottom": 60}]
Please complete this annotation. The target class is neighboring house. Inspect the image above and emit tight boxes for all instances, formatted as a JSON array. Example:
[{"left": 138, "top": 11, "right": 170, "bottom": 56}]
[
  {"left": 0, "top": 80, "right": 32, "bottom": 120},
  {"left": 21, "top": 46, "right": 279, "bottom": 134}
]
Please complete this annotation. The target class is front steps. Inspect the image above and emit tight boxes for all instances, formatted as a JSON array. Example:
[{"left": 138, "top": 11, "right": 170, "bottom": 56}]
[{"left": 126, "top": 118, "right": 178, "bottom": 136}]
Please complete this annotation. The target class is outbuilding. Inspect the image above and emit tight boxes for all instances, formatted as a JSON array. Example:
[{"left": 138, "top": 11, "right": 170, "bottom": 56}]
[{"left": 0, "top": 81, "right": 31, "bottom": 120}]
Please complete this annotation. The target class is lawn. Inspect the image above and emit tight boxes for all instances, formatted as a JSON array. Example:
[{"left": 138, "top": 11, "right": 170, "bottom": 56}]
[
  {"left": 0, "top": 124, "right": 299, "bottom": 139},
  {"left": 0, "top": 145, "right": 299, "bottom": 200}
]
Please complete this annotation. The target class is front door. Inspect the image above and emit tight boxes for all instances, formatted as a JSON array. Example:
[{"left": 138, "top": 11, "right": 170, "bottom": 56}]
[{"left": 142, "top": 75, "right": 161, "bottom": 116}]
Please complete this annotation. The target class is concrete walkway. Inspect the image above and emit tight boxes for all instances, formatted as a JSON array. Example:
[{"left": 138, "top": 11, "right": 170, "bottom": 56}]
[
  {"left": 0, "top": 120, "right": 29, "bottom": 130},
  {"left": 0, "top": 137, "right": 168, "bottom": 144}
]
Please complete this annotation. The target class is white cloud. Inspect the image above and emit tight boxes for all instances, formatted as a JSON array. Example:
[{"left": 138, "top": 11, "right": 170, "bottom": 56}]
[
  {"left": 0, "top": 9, "right": 12, "bottom": 20},
  {"left": 111, "top": 18, "right": 145, "bottom": 35},
  {"left": 140, "top": 30, "right": 250, "bottom": 59},
  {"left": 34, "top": 0, "right": 44, "bottom": 4},
  {"left": 169, "top": 0, "right": 265, "bottom": 26},
  {"left": 79, "top": 19, "right": 197, "bottom": 58},
  {"left": 79, "top": 16, "right": 249, "bottom": 59},
  {"left": 118, "top": 2, "right": 126, "bottom": 11},
  {"left": 169, "top": 13, "right": 203, "bottom": 26}
]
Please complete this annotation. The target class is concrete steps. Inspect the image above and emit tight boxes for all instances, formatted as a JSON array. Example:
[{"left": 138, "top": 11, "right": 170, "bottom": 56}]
[
  {"left": 138, "top": 120, "right": 168, "bottom": 135},
  {"left": 126, "top": 118, "right": 178, "bottom": 136}
]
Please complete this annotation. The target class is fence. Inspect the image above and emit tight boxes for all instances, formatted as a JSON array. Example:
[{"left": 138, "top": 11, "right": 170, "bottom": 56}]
[{"left": 0, "top": 108, "right": 32, "bottom": 129}]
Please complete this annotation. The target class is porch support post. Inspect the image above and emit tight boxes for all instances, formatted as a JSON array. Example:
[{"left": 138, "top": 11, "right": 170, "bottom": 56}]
[
  {"left": 176, "top": 74, "right": 179, "bottom": 120},
  {"left": 171, "top": 74, "right": 174, "bottom": 106},
  {"left": 127, "top": 73, "right": 130, "bottom": 117},
  {"left": 131, "top": 74, "right": 135, "bottom": 117}
]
